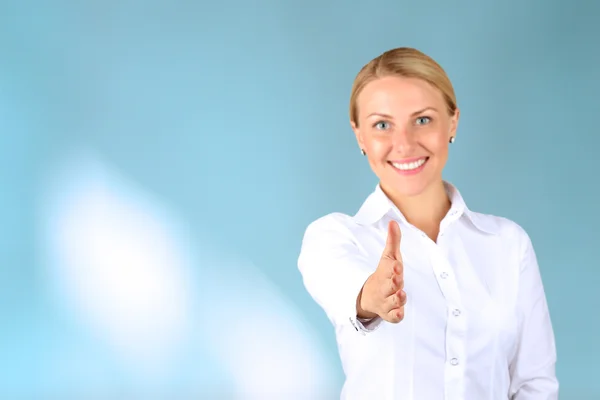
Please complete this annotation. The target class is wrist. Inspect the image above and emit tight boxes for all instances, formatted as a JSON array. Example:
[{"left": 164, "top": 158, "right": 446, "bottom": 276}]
[{"left": 356, "top": 284, "right": 378, "bottom": 319}]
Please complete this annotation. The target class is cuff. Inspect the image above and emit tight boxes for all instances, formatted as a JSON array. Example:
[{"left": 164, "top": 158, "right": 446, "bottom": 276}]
[{"left": 353, "top": 315, "right": 383, "bottom": 334}]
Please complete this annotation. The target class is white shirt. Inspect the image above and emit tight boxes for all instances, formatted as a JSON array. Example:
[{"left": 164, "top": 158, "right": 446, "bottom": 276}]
[{"left": 297, "top": 182, "right": 558, "bottom": 400}]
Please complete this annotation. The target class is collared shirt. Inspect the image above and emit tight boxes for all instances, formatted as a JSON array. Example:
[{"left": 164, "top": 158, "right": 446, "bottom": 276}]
[{"left": 297, "top": 182, "right": 558, "bottom": 400}]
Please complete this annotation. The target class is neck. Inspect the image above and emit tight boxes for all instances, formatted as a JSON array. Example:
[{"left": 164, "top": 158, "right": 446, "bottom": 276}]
[{"left": 381, "top": 180, "right": 451, "bottom": 240}]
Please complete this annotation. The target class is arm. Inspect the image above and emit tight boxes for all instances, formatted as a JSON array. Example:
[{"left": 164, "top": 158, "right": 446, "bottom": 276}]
[
  {"left": 509, "top": 232, "right": 559, "bottom": 399},
  {"left": 297, "top": 215, "right": 382, "bottom": 334}
]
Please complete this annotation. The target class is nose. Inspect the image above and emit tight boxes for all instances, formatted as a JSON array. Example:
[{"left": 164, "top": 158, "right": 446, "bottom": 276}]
[{"left": 391, "top": 127, "right": 417, "bottom": 153}]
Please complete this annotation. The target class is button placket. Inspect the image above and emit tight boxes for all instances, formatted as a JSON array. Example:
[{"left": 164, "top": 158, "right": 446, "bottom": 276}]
[{"left": 430, "top": 250, "right": 467, "bottom": 399}]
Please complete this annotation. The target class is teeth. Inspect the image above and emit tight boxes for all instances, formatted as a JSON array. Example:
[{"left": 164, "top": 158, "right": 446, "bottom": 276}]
[{"left": 392, "top": 158, "right": 427, "bottom": 171}]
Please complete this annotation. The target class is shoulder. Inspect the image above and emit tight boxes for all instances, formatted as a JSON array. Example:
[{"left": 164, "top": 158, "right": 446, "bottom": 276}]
[
  {"left": 300, "top": 212, "right": 377, "bottom": 258},
  {"left": 467, "top": 210, "right": 532, "bottom": 249},
  {"left": 302, "top": 212, "right": 358, "bottom": 241}
]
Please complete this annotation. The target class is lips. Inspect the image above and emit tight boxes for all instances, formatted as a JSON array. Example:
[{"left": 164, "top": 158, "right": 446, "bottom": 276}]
[{"left": 389, "top": 157, "right": 428, "bottom": 171}]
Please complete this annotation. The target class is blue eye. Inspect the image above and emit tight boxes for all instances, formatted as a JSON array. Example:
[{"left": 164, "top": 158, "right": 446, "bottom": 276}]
[
  {"left": 416, "top": 116, "right": 431, "bottom": 125},
  {"left": 374, "top": 121, "right": 390, "bottom": 130}
]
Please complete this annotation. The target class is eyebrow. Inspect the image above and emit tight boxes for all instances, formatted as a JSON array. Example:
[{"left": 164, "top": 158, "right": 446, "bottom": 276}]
[{"left": 366, "top": 107, "right": 438, "bottom": 119}]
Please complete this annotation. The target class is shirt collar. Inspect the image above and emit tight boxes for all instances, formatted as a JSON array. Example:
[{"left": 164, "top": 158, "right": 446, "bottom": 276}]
[{"left": 352, "top": 181, "right": 499, "bottom": 235}]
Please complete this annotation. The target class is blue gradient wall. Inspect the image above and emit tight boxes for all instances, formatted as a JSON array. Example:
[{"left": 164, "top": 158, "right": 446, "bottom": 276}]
[{"left": 1, "top": 1, "right": 598, "bottom": 398}]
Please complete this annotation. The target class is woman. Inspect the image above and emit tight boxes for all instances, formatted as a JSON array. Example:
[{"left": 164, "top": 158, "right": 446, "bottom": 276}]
[{"left": 297, "top": 47, "right": 558, "bottom": 400}]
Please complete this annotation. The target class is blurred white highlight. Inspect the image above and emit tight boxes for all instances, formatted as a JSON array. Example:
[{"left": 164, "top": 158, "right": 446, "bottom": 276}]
[
  {"left": 199, "top": 261, "right": 337, "bottom": 399},
  {"left": 40, "top": 151, "right": 337, "bottom": 397},
  {"left": 41, "top": 154, "right": 193, "bottom": 373}
]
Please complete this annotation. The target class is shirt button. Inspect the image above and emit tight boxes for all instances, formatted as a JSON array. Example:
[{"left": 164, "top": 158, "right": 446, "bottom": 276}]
[
  {"left": 450, "top": 358, "right": 459, "bottom": 366},
  {"left": 440, "top": 272, "right": 449, "bottom": 279},
  {"left": 453, "top": 309, "right": 461, "bottom": 316}
]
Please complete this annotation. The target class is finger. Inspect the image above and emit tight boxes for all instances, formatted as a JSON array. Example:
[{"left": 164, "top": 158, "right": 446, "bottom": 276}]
[
  {"left": 382, "top": 220, "right": 402, "bottom": 260},
  {"left": 385, "top": 306, "right": 405, "bottom": 324},
  {"left": 382, "top": 270, "right": 403, "bottom": 296},
  {"left": 391, "top": 259, "right": 403, "bottom": 279},
  {"left": 383, "top": 289, "right": 407, "bottom": 312},
  {"left": 381, "top": 258, "right": 403, "bottom": 280}
]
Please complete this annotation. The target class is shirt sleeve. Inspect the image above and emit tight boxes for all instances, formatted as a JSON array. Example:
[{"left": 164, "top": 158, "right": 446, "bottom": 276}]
[
  {"left": 509, "top": 231, "right": 559, "bottom": 399},
  {"left": 297, "top": 214, "right": 383, "bottom": 335}
]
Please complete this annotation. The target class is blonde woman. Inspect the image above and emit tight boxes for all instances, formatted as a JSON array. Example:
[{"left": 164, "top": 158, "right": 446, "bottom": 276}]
[{"left": 298, "top": 48, "right": 558, "bottom": 400}]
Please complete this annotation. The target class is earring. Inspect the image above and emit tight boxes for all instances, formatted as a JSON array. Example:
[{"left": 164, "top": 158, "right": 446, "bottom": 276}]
[
  {"left": 361, "top": 149, "right": 366, "bottom": 156},
  {"left": 449, "top": 136, "right": 455, "bottom": 144}
]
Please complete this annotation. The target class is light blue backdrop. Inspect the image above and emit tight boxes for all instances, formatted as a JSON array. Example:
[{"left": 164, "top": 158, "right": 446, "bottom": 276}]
[{"left": 1, "top": 0, "right": 598, "bottom": 398}]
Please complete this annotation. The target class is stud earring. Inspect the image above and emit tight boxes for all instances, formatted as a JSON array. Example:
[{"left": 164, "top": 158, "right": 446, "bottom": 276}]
[
  {"left": 361, "top": 149, "right": 366, "bottom": 156},
  {"left": 449, "top": 136, "right": 455, "bottom": 144}
]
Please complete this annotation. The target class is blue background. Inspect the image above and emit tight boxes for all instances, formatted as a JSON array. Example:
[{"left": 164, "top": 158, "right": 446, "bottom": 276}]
[{"left": 1, "top": 1, "right": 598, "bottom": 398}]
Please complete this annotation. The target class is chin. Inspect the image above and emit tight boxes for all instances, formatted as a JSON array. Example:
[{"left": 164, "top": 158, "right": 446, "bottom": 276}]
[{"left": 381, "top": 174, "right": 435, "bottom": 199}]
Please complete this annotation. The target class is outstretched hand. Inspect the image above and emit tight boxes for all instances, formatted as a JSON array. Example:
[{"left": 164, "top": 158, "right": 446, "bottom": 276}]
[{"left": 357, "top": 220, "right": 407, "bottom": 323}]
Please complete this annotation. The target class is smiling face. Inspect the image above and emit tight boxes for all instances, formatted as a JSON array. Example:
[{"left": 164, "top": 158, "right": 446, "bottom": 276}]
[{"left": 352, "top": 75, "right": 459, "bottom": 199}]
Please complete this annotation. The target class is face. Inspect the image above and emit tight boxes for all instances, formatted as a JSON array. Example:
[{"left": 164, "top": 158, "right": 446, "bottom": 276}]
[{"left": 351, "top": 75, "right": 459, "bottom": 199}]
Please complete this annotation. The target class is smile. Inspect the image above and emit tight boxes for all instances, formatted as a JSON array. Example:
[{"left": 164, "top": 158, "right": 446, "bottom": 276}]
[{"left": 389, "top": 157, "right": 429, "bottom": 174}]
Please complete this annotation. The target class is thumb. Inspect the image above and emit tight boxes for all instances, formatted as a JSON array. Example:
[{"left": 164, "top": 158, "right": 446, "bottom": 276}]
[{"left": 383, "top": 220, "right": 401, "bottom": 260}]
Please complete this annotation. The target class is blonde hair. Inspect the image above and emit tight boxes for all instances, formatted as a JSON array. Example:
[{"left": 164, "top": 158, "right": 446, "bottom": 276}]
[{"left": 349, "top": 47, "right": 457, "bottom": 126}]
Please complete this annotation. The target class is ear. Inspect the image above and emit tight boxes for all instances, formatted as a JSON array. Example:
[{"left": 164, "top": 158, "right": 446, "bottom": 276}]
[
  {"left": 449, "top": 107, "right": 460, "bottom": 139},
  {"left": 351, "top": 120, "right": 365, "bottom": 152}
]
